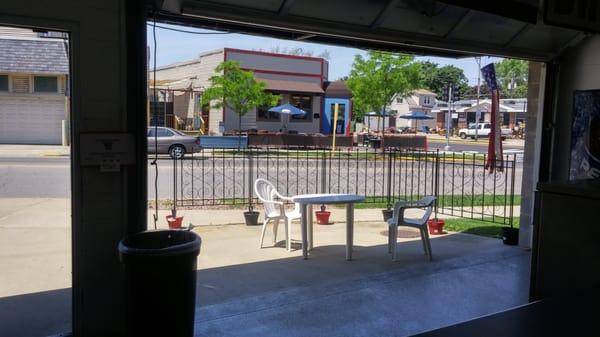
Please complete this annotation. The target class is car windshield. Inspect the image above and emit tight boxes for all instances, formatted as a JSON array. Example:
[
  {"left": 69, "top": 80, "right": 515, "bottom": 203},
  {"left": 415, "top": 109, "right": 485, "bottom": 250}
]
[{"left": 171, "top": 129, "right": 186, "bottom": 136}]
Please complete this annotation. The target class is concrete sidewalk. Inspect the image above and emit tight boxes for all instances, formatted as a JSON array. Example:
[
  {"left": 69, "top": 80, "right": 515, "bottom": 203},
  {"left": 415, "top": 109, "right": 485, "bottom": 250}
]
[{"left": 0, "top": 144, "right": 70, "bottom": 157}]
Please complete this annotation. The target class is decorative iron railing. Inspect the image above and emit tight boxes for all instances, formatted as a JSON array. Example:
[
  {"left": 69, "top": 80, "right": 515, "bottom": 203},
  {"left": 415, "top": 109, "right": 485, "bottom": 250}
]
[{"left": 159, "top": 147, "right": 519, "bottom": 225}]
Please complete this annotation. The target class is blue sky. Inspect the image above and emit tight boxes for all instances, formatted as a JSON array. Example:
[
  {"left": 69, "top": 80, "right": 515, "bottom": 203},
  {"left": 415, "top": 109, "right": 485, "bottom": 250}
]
[{"left": 148, "top": 23, "right": 501, "bottom": 85}]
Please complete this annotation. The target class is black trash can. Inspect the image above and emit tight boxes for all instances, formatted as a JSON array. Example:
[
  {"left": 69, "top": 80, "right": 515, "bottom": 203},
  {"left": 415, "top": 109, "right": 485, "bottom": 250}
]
[
  {"left": 501, "top": 227, "right": 519, "bottom": 246},
  {"left": 119, "top": 230, "right": 201, "bottom": 337}
]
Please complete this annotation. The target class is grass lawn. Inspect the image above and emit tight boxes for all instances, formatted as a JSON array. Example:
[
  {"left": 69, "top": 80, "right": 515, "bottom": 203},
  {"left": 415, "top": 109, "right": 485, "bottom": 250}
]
[
  {"left": 348, "top": 195, "right": 521, "bottom": 209},
  {"left": 443, "top": 217, "right": 520, "bottom": 239}
]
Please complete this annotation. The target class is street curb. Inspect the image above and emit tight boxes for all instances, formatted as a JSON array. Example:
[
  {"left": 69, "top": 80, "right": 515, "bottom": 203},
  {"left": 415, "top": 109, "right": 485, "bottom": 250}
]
[{"left": 41, "top": 151, "right": 70, "bottom": 157}]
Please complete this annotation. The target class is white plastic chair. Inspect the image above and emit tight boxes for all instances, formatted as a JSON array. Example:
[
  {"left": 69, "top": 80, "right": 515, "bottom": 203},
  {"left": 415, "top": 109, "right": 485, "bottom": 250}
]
[
  {"left": 387, "top": 196, "right": 436, "bottom": 261},
  {"left": 254, "top": 178, "right": 301, "bottom": 251}
]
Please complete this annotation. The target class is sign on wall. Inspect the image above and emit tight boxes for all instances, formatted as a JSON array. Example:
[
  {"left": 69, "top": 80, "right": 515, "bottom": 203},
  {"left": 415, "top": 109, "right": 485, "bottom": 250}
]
[{"left": 570, "top": 90, "right": 600, "bottom": 180}]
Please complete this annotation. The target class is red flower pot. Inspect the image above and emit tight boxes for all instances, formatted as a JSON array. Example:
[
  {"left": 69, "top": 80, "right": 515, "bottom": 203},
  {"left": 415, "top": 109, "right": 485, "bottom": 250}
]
[
  {"left": 315, "top": 211, "right": 331, "bottom": 225},
  {"left": 166, "top": 215, "right": 184, "bottom": 229},
  {"left": 427, "top": 218, "right": 445, "bottom": 235}
]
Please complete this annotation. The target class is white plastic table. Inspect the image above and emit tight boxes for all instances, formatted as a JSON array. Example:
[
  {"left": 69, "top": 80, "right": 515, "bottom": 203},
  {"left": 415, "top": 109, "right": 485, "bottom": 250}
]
[{"left": 291, "top": 193, "right": 366, "bottom": 260}]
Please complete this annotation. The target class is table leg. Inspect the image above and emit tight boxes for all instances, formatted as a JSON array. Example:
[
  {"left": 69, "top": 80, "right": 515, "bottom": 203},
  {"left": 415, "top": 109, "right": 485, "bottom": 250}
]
[
  {"left": 346, "top": 203, "right": 354, "bottom": 261},
  {"left": 308, "top": 204, "right": 313, "bottom": 251},
  {"left": 301, "top": 203, "right": 308, "bottom": 260}
]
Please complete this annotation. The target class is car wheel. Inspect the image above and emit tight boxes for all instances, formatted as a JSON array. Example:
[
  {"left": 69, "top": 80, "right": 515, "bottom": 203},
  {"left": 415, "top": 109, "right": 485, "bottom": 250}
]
[
  {"left": 459, "top": 133, "right": 467, "bottom": 139},
  {"left": 169, "top": 145, "right": 186, "bottom": 159}
]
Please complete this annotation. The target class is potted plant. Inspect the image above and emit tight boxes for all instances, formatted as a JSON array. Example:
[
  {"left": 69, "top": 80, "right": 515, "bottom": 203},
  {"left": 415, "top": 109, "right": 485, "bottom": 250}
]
[
  {"left": 382, "top": 205, "right": 393, "bottom": 221},
  {"left": 427, "top": 218, "right": 445, "bottom": 235},
  {"left": 501, "top": 225, "right": 519, "bottom": 245},
  {"left": 166, "top": 209, "right": 184, "bottom": 229},
  {"left": 243, "top": 205, "right": 260, "bottom": 226},
  {"left": 315, "top": 204, "right": 331, "bottom": 225}
]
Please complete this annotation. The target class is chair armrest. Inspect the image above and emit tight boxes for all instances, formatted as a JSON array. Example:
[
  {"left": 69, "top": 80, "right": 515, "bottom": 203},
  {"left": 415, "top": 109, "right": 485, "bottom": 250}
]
[
  {"left": 279, "top": 195, "right": 295, "bottom": 202},
  {"left": 273, "top": 190, "right": 294, "bottom": 201}
]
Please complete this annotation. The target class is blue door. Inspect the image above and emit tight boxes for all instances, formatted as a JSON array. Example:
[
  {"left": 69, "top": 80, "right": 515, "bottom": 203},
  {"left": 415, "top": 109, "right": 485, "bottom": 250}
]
[{"left": 323, "top": 98, "right": 350, "bottom": 134}]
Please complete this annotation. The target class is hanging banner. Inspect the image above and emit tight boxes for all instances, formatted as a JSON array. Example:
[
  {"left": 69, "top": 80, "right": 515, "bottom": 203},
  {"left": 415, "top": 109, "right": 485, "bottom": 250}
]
[
  {"left": 481, "top": 63, "right": 503, "bottom": 172},
  {"left": 570, "top": 90, "right": 600, "bottom": 180}
]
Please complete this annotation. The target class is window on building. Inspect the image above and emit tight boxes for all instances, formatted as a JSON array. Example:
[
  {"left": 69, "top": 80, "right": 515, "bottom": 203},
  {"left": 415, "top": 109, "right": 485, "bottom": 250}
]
[
  {"left": 0, "top": 75, "right": 8, "bottom": 91},
  {"left": 423, "top": 96, "right": 431, "bottom": 105},
  {"left": 11, "top": 75, "right": 30, "bottom": 93},
  {"left": 290, "top": 95, "right": 313, "bottom": 121},
  {"left": 34, "top": 76, "right": 58, "bottom": 93},
  {"left": 396, "top": 97, "right": 403, "bottom": 103},
  {"left": 257, "top": 104, "right": 280, "bottom": 121}
]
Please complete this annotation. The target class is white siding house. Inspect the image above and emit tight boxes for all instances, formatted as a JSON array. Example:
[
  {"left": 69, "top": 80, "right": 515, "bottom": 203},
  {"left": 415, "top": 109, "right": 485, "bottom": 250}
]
[
  {"left": 0, "top": 28, "right": 69, "bottom": 144},
  {"left": 388, "top": 89, "right": 437, "bottom": 130}
]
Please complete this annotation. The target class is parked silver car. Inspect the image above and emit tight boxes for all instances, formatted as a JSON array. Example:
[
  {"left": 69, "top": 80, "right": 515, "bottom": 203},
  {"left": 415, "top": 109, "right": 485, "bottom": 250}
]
[{"left": 147, "top": 127, "right": 200, "bottom": 158}]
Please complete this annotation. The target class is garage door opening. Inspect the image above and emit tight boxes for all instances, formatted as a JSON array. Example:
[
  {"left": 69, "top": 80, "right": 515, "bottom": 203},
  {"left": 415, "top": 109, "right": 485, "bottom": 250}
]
[
  {"left": 146, "top": 20, "right": 533, "bottom": 336},
  {"left": 0, "top": 25, "right": 72, "bottom": 337}
]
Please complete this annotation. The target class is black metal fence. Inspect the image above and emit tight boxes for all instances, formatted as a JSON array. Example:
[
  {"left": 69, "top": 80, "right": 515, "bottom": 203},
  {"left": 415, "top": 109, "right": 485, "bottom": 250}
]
[{"left": 162, "top": 148, "right": 520, "bottom": 225}]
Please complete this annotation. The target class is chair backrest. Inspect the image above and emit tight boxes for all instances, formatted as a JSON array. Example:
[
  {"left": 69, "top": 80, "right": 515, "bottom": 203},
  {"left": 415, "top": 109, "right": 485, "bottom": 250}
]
[
  {"left": 254, "top": 178, "right": 279, "bottom": 215},
  {"left": 393, "top": 195, "right": 436, "bottom": 225}
]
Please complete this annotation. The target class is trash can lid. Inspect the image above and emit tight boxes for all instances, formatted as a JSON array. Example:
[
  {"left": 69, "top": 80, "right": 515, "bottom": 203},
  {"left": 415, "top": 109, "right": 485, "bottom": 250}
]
[{"left": 118, "top": 230, "right": 201, "bottom": 257}]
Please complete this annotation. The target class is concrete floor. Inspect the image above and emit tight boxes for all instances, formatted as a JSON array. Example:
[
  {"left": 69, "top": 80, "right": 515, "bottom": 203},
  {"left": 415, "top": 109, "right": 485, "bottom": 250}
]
[
  {"left": 192, "top": 221, "right": 530, "bottom": 337},
  {"left": 0, "top": 198, "right": 529, "bottom": 337},
  {"left": 0, "top": 198, "right": 71, "bottom": 337}
]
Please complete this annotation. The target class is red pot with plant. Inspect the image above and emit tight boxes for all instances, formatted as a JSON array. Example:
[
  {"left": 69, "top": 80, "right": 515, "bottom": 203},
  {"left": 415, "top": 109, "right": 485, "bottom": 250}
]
[
  {"left": 427, "top": 218, "right": 445, "bottom": 235},
  {"left": 166, "top": 215, "right": 184, "bottom": 229},
  {"left": 315, "top": 205, "right": 331, "bottom": 225}
]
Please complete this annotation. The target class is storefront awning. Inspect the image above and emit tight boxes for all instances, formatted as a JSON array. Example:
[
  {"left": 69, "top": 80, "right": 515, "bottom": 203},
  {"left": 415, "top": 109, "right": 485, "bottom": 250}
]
[{"left": 259, "top": 78, "right": 324, "bottom": 94}]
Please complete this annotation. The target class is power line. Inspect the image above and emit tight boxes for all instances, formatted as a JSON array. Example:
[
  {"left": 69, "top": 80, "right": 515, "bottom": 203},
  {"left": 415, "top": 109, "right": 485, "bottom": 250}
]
[{"left": 148, "top": 23, "right": 232, "bottom": 35}]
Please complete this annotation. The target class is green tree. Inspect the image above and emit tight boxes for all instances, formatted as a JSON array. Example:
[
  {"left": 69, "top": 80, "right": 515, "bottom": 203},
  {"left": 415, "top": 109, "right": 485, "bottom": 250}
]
[
  {"left": 418, "top": 62, "right": 469, "bottom": 100},
  {"left": 495, "top": 58, "right": 529, "bottom": 98},
  {"left": 202, "top": 61, "right": 280, "bottom": 146},
  {"left": 346, "top": 51, "right": 421, "bottom": 124},
  {"left": 463, "top": 83, "right": 489, "bottom": 100}
]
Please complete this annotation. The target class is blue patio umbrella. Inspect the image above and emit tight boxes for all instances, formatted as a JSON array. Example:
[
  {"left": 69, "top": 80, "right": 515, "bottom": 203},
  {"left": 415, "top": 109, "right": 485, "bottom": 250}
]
[
  {"left": 269, "top": 103, "right": 306, "bottom": 130},
  {"left": 399, "top": 111, "right": 434, "bottom": 132}
]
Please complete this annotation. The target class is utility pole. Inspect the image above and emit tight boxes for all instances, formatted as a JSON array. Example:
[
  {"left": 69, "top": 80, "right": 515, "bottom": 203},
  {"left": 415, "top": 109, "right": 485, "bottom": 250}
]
[
  {"left": 444, "top": 84, "right": 452, "bottom": 151},
  {"left": 475, "top": 56, "right": 481, "bottom": 141}
]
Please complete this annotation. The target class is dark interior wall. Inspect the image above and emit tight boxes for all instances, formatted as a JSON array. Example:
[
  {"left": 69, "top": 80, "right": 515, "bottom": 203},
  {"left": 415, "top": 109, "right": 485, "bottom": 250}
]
[
  {"left": 549, "top": 36, "right": 600, "bottom": 181},
  {"left": 1, "top": 1, "right": 147, "bottom": 336}
]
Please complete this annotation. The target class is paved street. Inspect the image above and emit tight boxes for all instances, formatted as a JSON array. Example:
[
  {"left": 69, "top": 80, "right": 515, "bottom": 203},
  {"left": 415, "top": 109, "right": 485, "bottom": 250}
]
[
  {"left": 0, "top": 155, "right": 523, "bottom": 202},
  {"left": 0, "top": 157, "right": 176, "bottom": 199},
  {"left": 0, "top": 157, "right": 71, "bottom": 198}
]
